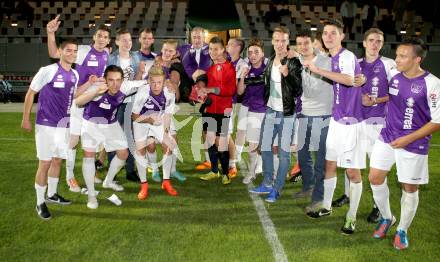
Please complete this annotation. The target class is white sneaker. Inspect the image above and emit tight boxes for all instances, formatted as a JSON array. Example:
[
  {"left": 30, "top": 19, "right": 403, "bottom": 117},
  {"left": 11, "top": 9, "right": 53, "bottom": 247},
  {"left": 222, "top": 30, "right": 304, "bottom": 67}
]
[
  {"left": 87, "top": 196, "right": 99, "bottom": 209},
  {"left": 102, "top": 181, "right": 124, "bottom": 192},
  {"left": 94, "top": 176, "right": 102, "bottom": 184},
  {"left": 242, "top": 174, "right": 256, "bottom": 185}
]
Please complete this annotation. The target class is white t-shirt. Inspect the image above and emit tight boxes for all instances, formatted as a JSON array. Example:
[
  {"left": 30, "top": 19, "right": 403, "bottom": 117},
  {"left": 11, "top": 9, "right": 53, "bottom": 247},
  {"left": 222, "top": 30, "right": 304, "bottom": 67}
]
[{"left": 267, "top": 63, "right": 283, "bottom": 112}]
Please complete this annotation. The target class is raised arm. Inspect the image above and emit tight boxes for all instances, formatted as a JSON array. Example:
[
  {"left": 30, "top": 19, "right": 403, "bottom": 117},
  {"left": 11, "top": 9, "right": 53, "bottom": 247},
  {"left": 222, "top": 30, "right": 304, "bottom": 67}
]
[
  {"left": 75, "top": 84, "right": 108, "bottom": 107},
  {"left": 46, "top": 14, "right": 61, "bottom": 59}
]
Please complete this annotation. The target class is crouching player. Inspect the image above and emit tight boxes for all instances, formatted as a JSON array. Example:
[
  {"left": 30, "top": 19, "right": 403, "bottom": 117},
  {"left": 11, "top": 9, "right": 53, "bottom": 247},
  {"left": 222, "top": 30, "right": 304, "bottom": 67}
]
[
  {"left": 132, "top": 66, "right": 179, "bottom": 199},
  {"left": 75, "top": 65, "right": 146, "bottom": 209}
]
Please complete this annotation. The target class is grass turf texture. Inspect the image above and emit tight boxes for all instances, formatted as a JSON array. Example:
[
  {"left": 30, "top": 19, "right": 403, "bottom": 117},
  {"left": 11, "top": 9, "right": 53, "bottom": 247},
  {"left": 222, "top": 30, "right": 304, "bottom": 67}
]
[{"left": 0, "top": 113, "right": 439, "bottom": 261}]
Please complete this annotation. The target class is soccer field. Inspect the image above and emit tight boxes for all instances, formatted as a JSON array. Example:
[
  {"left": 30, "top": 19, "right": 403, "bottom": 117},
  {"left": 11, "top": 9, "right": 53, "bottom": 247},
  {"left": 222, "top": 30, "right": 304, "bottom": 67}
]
[{"left": 1, "top": 113, "right": 439, "bottom": 261}]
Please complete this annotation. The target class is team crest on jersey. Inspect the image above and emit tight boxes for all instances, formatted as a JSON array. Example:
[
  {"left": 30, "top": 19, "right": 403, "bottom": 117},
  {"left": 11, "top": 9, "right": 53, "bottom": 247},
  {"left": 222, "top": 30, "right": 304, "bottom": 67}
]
[
  {"left": 217, "top": 65, "right": 222, "bottom": 71},
  {"left": 103, "top": 98, "right": 109, "bottom": 104},
  {"left": 71, "top": 76, "right": 76, "bottom": 83},
  {"left": 90, "top": 54, "right": 97, "bottom": 60},
  {"left": 430, "top": 93, "right": 438, "bottom": 108},
  {"left": 333, "top": 61, "right": 339, "bottom": 71},
  {"left": 410, "top": 84, "right": 423, "bottom": 94}
]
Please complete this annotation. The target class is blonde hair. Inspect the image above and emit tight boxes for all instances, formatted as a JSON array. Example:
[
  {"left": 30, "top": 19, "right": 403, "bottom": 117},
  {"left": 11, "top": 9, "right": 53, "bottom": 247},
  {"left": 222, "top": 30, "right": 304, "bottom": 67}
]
[
  {"left": 162, "top": 39, "right": 178, "bottom": 49},
  {"left": 148, "top": 66, "right": 165, "bottom": 78}
]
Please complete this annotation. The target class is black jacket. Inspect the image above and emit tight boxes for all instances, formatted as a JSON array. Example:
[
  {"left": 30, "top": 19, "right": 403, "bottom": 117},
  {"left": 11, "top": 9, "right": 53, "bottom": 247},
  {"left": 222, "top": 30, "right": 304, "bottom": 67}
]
[{"left": 263, "top": 55, "right": 303, "bottom": 116}]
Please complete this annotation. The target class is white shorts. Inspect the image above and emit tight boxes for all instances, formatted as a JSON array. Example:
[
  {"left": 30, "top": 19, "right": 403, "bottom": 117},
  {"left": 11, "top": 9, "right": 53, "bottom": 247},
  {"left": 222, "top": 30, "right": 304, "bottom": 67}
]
[
  {"left": 69, "top": 102, "right": 84, "bottom": 136},
  {"left": 237, "top": 105, "right": 265, "bottom": 143},
  {"left": 370, "top": 139, "right": 429, "bottom": 185},
  {"left": 35, "top": 125, "right": 69, "bottom": 160},
  {"left": 326, "top": 118, "right": 366, "bottom": 169},
  {"left": 81, "top": 120, "right": 128, "bottom": 152},
  {"left": 170, "top": 118, "right": 176, "bottom": 136},
  {"left": 365, "top": 122, "right": 383, "bottom": 156},
  {"left": 133, "top": 122, "right": 167, "bottom": 149}
]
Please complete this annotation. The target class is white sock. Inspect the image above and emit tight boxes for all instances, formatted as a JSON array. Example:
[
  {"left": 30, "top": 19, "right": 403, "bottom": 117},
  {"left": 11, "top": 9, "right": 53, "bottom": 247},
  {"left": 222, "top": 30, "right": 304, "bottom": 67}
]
[
  {"left": 236, "top": 145, "right": 243, "bottom": 162},
  {"left": 135, "top": 153, "right": 147, "bottom": 183},
  {"left": 397, "top": 190, "right": 419, "bottom": 232},
  {"left": 229, "top": 159, "right": 236, "bottom": 168},
  {"left": 204, "top": 150, "right": 210, "bottom": 163},
  {"left": 171, "top": 148, "right": 180, "bottom": 173},
  {"left": 371, "top": 181, "right": 392, "bottom": 220},
  {"left": 82, "top": 157, "right": 96, "bottom": 198},
  {"left": 35, "top": 183, "right": 47, "bottom": 205},
  {"left": 248, "top": 151, "right": 257, "bottom": 176},
  {"left": 344, "top": 171, "right": 350, "bottom": 196},
  {"left": 255, "top": 154, "right": 263, "bottom": 173},
  {"left": 273, "top": 154, "right": 279, "bottom": 174},
  {"left": 347, "top": 181, "right": 363, "bottom": 220},
  {"left": 148, "top": 152, "right": 158, "bottom": 172},
  {"left": 66, "top": 149, "right": 76, "bottom": 180},
  {"left": 104, "top": 155, "right": 125, "bottom": 184},
  {"left": 162, "top": 154, "right": 173, "bottom": 180},
  {"left": 323, "top": 177, "right": 337, "bottom": 210},
  {"left": 47, "top": 176, "right": 59, "bottom": 197}
]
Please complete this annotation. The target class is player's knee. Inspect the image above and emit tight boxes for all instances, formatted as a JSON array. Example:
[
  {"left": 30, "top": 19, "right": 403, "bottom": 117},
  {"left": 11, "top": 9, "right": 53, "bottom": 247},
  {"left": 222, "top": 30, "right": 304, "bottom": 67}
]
[
  {"left": 402, "top": 183, "right": 418, "bottom": 193},
  {"left": 369, "top": 171, "right": 385, "bottom": 185},
  {"left": 117, "top": 150, "right": 128, "bottom": 160}
]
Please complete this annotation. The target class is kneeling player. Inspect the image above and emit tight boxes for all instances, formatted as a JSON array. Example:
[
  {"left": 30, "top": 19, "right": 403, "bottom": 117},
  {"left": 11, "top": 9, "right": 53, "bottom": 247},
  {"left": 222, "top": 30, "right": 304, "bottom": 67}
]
[{"left": 75, "top": 65, "right": 146, "bottom": 209}]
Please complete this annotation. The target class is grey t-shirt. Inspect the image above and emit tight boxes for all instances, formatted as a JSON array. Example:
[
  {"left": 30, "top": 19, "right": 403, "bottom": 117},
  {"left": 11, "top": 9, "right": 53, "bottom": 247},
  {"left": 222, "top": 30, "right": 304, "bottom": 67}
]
[{"left": 300, "top": 53, "right": 334, "bottom": 116}]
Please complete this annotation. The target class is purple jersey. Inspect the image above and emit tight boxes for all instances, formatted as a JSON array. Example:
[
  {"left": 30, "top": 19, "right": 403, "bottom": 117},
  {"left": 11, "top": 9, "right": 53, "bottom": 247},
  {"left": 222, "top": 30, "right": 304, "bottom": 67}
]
[
  {"left": 139, "top": 90, "right": 166, "bottom": 115},
  {"left": 331, "top": 48, "right": 363, "bottom": 123},
  {"left": 83, "top": 81, "right": 145, "bottom": 124},
  {"left": 242, "top": 63, "right": 266, "bottom": 113},
  {"left": 380, "top": 72, "right": 440, "bottom": 155},
  {"left": 83, "top": 91, "right": 125, "bottom": 124},
  {"left": 75, "top": 45, "right": 109, "bottom": 86},
  {"left": 30, "top": 63, "right": 79, "bottom": 127},
  {"left": 360, "top": 56, "right": 396, "bottom": 121}
]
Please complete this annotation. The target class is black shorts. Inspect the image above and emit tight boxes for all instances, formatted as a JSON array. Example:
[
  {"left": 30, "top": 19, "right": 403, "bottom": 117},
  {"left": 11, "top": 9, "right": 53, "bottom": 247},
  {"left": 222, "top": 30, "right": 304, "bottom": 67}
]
[{"left": 202, "top": 112, "right": 230, "bottom": 137}]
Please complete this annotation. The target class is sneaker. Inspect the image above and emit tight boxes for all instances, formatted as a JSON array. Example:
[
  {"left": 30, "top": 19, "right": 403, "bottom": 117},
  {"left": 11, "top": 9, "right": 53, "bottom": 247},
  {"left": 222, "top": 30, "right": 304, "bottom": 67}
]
[
  {"left": 162, "top": 180, "right": 178, "bottom": 196},
  {"left": 95, "top": 160, "right": 104, "bottom": 170},
  {"left": 332, "top": 194, "right": 350, "bottom": 207},
  {"left": 151, "top": 171, "right": 162, "bottom": 182},
  {"left": 222, "top": 174, "right": 231, "bottom": 185},
  {"left": 171, "top": 171, "right": 186, "bottom": 182},
  {"left": 289, "top": 163, "right": 301, "bottom": 176},
  {"left": 102, "top": 181, "right": 124, "bottom": 192},
  {"left": 394, "top": 230, "right": 409, "bottom": 250},
  {"left": 242, "top": 173, "right": 256, "bottom": 185},
  {"left": 35, "top": 203, "right": 51, "bottom": 220},
  {"left": 304, "top": 201, "right": 322, "bottom": 213},
  {"left": 288, "top": 173, "right": 302, "bottom": 183},
  {"left": 367, "top": 206, "right": 382, "bottom": 223},
  {"left": 67, "top": 178, "right": 81, "bottom": 193},
  {"left": 341, "top": 216, "right": 356, "bottom": 235},
  {"left": 195, "top": 161, "right": 211, "bottom": 171},
  {"left": 228, "top": 167, "right": 237, "bottom": 178},
  {"left": 293, "top": 188, "right": 313, "bottom": 199},
  {"left": 94, "top": 175, "right": 102, "bottom": 184},
  {"left": 373, "top": 216, "right": 396, "bottom": 239},
  {"left": 137, "top": 182, "right": 148, "bottom": 200},
  {"left": 265, "top": 189, "right": 280, "bottom": 203},
  {"left": 199, "top": 171, "right": 220, "bottom": 181},
  {"left": 249, "top": 184, "right": 272, "bottom": 195},
  {"left": 306, "top": 208, "right": 332, "bottom": 218},
  {"left": 46, "top": 193, "right": 72, "bottom": 205},
  {"left": 87, "top": 196, "right": 99, "bottom": 209}
]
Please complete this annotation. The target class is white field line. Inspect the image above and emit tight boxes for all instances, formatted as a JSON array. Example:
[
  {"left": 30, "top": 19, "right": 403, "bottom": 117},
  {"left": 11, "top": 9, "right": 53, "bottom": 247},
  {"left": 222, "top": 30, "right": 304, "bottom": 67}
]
[{"left": 244, "top": 162, "right": 288, "bottom": 262}]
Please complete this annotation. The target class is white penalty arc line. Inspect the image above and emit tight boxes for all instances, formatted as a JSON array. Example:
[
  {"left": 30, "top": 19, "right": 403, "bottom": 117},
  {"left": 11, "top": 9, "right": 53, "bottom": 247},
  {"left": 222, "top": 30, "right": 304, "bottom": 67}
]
[{"left": 245, "top": 171, "right": 288, "bottom": 262}]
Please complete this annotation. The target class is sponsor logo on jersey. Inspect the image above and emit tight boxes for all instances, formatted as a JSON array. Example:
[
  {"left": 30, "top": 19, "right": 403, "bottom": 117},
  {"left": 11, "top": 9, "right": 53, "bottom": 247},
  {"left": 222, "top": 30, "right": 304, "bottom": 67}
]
[
  {"left": 429, "top": 93, "right": 438, "bottom": 108},
  {"left": 403, "top": 97, "right": 415, "bottom": 129}
]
